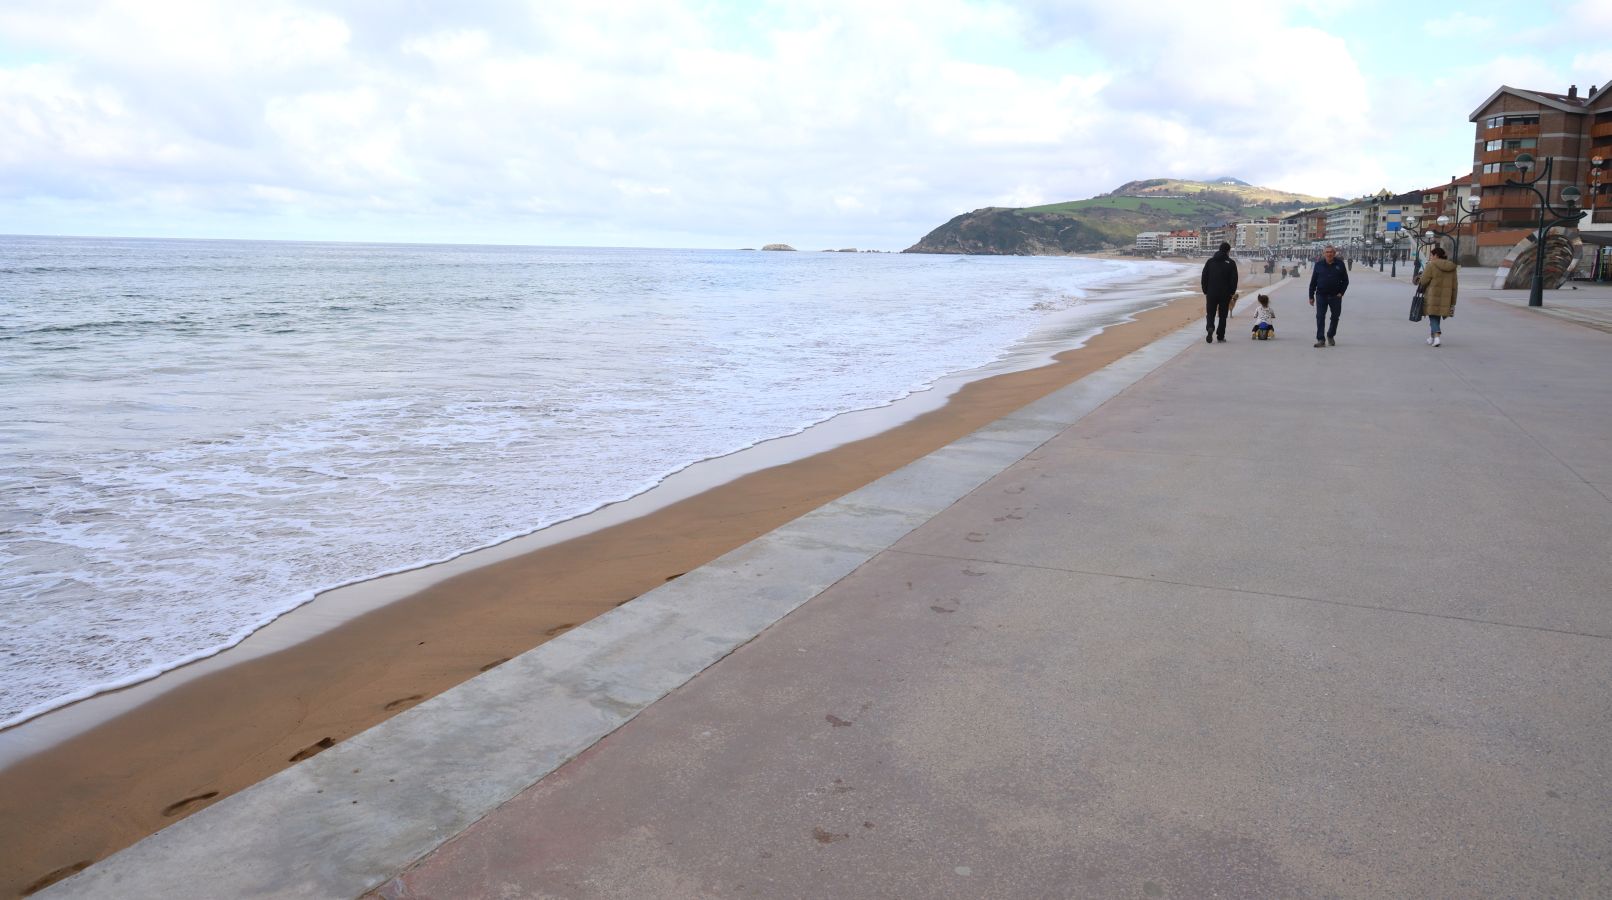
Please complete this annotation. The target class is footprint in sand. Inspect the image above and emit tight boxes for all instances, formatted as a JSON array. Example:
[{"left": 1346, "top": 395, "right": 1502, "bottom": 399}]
[
  {"left": 289, "top": 737, "right": 335, "bottom": 762},
  {"left": 160, "top": 791, "right": 219, "bottom": 817},
  {"left": 543, "top": 622, "right": 576, "bottom": 636},
  {"left": 383, "top": 694, "right": 424, "bottom": 711},
  {"left": 965, "top": 532, "right": 987, "bottom": 543},
  {"left": 479, "top": 657, "right": 511, "bottom": 672}
]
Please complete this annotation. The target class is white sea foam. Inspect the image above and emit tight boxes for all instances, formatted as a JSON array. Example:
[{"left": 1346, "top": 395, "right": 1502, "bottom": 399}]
[{"left": 0, "top": 238, "right": 1188, "bottom": 727}]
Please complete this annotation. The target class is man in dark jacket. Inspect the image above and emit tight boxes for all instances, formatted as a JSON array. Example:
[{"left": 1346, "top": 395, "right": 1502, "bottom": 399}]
[
  {"left": 1308, "top": 244, "right": 1350, "bottom": 347},
  {"left": 1200, "top": 242, "right": 1238, "bottom": 344}
]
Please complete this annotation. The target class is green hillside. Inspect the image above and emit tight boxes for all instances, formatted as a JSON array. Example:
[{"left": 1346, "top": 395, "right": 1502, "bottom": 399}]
[{"left": 905, "top": 179, "right": 1339, "bottom": 255}]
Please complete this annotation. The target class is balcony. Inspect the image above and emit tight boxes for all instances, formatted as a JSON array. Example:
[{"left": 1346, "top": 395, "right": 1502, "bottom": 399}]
[
  {"left": 1592, "top": 122, "right": 1612, "bottom": 139},
  {"left": 1498, "top": 124, "right": 1539, "bottom": 139}
]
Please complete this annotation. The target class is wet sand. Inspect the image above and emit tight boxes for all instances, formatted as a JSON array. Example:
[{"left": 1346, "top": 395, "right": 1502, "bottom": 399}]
[{"left": 0, "top": 288, "right": 1208, "bottom": 898}]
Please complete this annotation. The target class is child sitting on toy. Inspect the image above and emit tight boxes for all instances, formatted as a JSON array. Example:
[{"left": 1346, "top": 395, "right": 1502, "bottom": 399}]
[{"left": 1251, "top": 294, "right": 1276, "bottom": 340}]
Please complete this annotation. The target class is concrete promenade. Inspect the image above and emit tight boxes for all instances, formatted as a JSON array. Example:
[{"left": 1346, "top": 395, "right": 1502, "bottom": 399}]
[{"left": 46, "top": 265, "right": 1612, "bottom": 898}]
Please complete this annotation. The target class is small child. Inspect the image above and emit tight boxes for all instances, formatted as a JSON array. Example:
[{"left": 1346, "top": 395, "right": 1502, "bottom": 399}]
[{"left": 1251, "top": 294, "right": 1276, "bottom": 340}]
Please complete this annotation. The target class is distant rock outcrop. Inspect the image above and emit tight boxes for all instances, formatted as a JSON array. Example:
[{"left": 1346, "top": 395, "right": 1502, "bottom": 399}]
[{"left": 761, "top": 243, "right": 797, "bottom": 251}]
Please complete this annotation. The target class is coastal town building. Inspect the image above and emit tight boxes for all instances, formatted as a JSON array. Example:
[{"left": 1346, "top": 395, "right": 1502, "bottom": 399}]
[
  {"left": 1234, "top": 220, "right": 1280, "bottom": 250},
  {"left": 1324, "top": 204, "right": 1366, "bottom": 250},
  {"left": 1127, "top": 77, "right": 1612, "bottom": 276},
  {"left": 1160, "top": 230, "right": 1200, "bottom": 254},
  {"left": 1134, "top": 231, "right": 1166, "bottom": 252},
  {"left": 1364, "top": 190, "right": 1425, "bottom": 253},
  {"left": 1409, "top": 179, "right": 1481, "bottom": 257},
  {"left": 1467, "top": 80, "right": 1612, "bottom": 268},
  {"left": 1297, "top": 209, "right": 1328, "bottom": 245},
  {"left": 1277, "top": 213, "right": 1303, "bottom": 248}
]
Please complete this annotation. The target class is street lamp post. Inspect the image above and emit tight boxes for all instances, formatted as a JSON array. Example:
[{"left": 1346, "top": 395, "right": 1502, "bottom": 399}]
[
  {"left": 1592, "top": 156, "right": 1606, "bottom": 282},
  {"left": 1428, "top": 219, "right": 1458, "bottom": 262},
  {"left": 1420, "top": 221, "right": 1447, "bottom": 272},
  {"left": 1503, "top": 153, "right": 1587, "bottom": 307},
  {"left": 1437, "top": 190, "right": 1484, "bottom": 264},
  {"left": 1389, "top": 216, "right": 1418, "bottom": 278},
  {"left": 1592, "top": 155, "right": 1606, "bottom": 213}
]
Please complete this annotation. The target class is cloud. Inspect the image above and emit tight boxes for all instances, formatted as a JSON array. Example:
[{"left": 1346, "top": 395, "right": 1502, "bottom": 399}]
[{"left": 0, "top": 0, "right": 1597, "bottom": 247}]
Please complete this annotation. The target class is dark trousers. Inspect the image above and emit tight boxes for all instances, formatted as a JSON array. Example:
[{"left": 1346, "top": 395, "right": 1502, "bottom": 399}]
[
  {"left": 1315, "top": 294, "right": 1342, "bottom": 340},
  {"left": 1205, "top": 295, "right": 1231, "bottom": 338}
]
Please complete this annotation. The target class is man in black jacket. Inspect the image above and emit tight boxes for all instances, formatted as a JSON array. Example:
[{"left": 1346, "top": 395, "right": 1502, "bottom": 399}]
[
  {"left": 1200, "top": 242, "right": 1238, "bottom": 344},
  {"left": 1308, "top": 245, "right": 1350, "bottom": 347}
]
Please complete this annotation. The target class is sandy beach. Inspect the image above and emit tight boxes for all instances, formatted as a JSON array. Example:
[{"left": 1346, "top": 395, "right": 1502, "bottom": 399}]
[{"left": 1, "top": 277, "right": 1217, "bottom": 898}]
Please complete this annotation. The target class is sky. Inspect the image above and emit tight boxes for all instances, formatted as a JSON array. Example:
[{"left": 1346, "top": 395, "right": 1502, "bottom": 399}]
[{"left": 3, "top": 0, "right": 1610, "bottom": 251}]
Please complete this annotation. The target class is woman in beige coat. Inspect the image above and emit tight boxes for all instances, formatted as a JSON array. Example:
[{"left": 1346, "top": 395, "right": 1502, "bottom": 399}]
[{"left": 1417, "top": 245, "right": 1458, "bottom": 347}]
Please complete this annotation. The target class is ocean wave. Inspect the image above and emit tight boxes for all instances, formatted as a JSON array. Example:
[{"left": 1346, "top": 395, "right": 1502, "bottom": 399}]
[{"left": 0, "top": 242, "right": 1192, "bottom": 728}]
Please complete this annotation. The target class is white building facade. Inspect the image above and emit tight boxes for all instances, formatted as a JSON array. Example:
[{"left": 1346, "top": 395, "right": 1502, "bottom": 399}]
[
  {"left": 1324, "top": 206, "right": 1367, "bottom": 247},
  {"left": 1234, "top": 221, "right": 1280, "bottom": 250},
  {"left": 1160, "top": 230, "right": 1200, "bottom": 254}
]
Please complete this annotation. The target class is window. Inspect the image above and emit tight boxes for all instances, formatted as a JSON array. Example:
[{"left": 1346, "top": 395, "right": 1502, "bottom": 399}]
[
  {"left": 1504, "top": 138, "right": 1537, "bottom": 150},
  {"left": 1485, "top": 114, "right": 1540, "bottom": 128},
  {"left": 1481, "top": 162, "right": 1521, "bottom": 174}
]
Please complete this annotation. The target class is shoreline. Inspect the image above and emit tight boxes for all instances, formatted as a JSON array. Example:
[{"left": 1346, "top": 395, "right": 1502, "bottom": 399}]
[
  {"left": 0, "top": 261, "right": 1194, "bottom": 747},
  {"left": 1, "top": 271, "right": 1218, "bottom": 898},
  {"left": 0, "top": 258, "right": 1186, "bottom": 738}
]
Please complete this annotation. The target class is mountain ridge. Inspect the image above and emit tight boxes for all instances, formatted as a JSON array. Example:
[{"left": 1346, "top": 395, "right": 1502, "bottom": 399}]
[{"left": 904, "top": 178, "right": 1342, "bottom": 255}]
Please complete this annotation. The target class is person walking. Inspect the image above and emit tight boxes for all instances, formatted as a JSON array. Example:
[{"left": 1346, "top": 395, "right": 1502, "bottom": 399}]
[
  {"left": 1201, "top": 241, "right": 1239, "bottom": 344},
  {"left": 1416, "top": 245, "right": 1458, "bottom": 347},
  {"left": 1308, "top": 244, "right": 1350, "bottom": 348}
]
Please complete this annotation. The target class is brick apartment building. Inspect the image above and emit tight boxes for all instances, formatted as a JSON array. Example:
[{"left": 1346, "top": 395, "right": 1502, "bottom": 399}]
[
  {"left": 1129, "top": 79, "right": 1612, "bottom": 270},
  {"left": 1468, "top": 81, "right": 1612, "bottom": 268}
]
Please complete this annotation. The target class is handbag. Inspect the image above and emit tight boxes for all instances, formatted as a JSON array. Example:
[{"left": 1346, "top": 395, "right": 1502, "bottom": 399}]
[{"left": 1409, "top": 288, "right": 1425, "bottom": 322}]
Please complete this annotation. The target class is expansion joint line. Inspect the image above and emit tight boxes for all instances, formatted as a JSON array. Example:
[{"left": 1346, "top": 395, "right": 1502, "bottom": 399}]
[{"left": 884, "top": 548, "right": 1612, "bottom": 642}]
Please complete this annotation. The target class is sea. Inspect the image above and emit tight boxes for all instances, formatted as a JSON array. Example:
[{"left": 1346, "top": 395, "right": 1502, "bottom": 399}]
[{"left": 0, "top": 236, "right": 1189, "bottom": 729}]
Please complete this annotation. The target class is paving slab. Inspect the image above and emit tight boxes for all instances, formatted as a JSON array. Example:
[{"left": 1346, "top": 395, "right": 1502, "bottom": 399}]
[
  {"left": 368, "top": 266, "right": 1612, "bottom": 900},
  {"left": 370, "top": 551, "right": 1612, "bottom": 900},
  {"left": 1477, "top": 271, "right": 1612, "bottom": 332}
]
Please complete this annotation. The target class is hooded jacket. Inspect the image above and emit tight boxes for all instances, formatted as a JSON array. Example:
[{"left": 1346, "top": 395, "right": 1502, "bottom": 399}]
[
  {"left": 1200, "top": 248, "right": 1238, "bottom": 301},
  {"left": 1416, "top": 257, "right": 1459, "bottom": 317}
]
